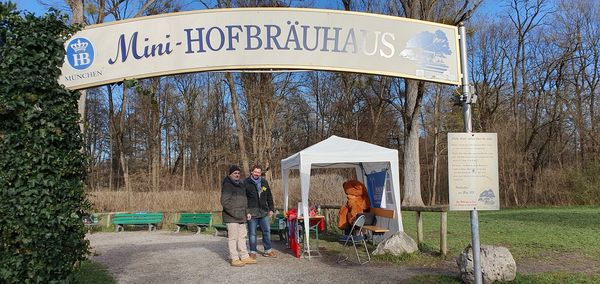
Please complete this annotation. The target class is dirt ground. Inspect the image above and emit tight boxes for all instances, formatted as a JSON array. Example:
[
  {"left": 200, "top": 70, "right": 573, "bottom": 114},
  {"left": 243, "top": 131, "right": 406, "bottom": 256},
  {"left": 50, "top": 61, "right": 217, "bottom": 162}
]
[
  {"left": 86, "top": 231, "right": 599, "bottom": 283},
  {"left": 87, "top": 231, "right": 456, "bottom": 283}
]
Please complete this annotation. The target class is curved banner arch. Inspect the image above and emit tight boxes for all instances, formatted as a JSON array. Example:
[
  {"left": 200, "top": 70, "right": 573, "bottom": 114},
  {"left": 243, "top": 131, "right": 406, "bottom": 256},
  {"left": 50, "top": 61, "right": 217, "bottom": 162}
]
[{"left": 60, "top": 8, "right": 461, "bottom": 90}]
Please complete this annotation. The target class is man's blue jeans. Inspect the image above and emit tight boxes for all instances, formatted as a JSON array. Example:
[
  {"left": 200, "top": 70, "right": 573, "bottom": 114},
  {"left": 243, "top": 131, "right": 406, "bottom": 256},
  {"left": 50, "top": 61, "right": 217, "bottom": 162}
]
[{"left": 247, "top": 216, "right": 272, "bottom": 253}]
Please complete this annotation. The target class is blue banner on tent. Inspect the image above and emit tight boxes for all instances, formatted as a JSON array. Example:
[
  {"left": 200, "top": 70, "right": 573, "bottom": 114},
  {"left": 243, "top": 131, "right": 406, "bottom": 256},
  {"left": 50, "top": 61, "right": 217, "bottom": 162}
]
[{"left": 366, "top": 170, "right": 387, "bottom": 208}]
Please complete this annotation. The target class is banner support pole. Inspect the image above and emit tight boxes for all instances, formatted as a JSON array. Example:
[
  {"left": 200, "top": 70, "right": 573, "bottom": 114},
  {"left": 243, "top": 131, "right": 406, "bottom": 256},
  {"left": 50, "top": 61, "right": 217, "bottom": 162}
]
[{"left": 459, "top": 22, "right": 482, "bottom": 284}]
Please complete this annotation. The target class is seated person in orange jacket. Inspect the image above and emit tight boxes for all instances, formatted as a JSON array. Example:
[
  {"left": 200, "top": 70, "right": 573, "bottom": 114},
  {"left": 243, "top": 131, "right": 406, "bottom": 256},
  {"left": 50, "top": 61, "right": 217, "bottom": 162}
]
[{"left": 337, "top": 180, "right": 370, "bottom": 231}]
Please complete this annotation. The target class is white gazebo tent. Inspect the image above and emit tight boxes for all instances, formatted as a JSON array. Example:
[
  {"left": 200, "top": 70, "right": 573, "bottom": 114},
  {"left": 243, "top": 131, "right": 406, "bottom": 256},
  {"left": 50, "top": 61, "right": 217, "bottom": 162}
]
[{"left": 281, "top": 135, "right": 404, "bottom": 255}]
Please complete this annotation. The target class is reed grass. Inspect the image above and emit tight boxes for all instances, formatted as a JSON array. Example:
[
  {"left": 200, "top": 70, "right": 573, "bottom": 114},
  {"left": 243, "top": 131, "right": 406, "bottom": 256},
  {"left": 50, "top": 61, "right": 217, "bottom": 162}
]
[{"left": 88, "top": 174, "right": 349, "bottom": 213}]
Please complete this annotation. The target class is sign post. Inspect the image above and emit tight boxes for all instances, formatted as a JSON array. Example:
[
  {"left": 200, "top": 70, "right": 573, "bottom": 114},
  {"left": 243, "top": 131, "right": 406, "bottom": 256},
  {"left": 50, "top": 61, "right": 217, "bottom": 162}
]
[{"left": 448, "top": 23, "right": 500, "bottom": 284}]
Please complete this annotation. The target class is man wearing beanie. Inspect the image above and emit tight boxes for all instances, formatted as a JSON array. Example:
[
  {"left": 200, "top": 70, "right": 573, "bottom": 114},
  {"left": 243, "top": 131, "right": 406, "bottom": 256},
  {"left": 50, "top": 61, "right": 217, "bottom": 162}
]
[
  {"left": 221, "top": 165, "right": 257, "bottom": 267},
  {"left": 244, "top": 165, "right": 276, "bottom": 259}
]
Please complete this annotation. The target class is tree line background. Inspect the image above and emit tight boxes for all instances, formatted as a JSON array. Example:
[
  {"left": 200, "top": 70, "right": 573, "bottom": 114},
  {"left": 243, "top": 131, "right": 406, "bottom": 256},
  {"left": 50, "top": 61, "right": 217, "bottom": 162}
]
[{"left": 45, "top": 0, "right": 600, "bottom": 212}]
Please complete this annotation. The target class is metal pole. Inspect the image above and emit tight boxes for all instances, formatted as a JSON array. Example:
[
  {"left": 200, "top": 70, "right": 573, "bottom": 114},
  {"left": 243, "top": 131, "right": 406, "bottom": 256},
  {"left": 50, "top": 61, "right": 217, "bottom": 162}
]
[{"left": 459, "top": 22, "right": 482, "bottom": 284}]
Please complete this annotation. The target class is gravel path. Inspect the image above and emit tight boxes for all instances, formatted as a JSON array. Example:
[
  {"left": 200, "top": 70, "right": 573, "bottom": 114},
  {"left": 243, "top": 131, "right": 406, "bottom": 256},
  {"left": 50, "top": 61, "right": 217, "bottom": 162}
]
[{"left": 87, "top": 231, "right": 456, "bottom": 283}]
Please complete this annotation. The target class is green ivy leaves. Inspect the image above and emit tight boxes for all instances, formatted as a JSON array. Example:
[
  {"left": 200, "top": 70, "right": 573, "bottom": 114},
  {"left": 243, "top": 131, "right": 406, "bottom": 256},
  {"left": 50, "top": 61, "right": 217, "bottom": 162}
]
[{"left": 1, "top": 3, "right": 88, "bottom": 283}]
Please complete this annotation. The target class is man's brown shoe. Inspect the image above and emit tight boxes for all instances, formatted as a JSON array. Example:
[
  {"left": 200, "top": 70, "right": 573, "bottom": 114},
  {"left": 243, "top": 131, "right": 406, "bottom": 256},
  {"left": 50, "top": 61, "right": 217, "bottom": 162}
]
[
  {"left": 263, "top": 251, "right": 277, "bottom": 258},
  {"left": 241, "top": 257, "right": 257, "bottom": 264},
  {"left": 230, "top": 259, "right": 245, "bottom": 267},
  {"left": 249, "top": 253, "right": 257, "bottom": 260}
]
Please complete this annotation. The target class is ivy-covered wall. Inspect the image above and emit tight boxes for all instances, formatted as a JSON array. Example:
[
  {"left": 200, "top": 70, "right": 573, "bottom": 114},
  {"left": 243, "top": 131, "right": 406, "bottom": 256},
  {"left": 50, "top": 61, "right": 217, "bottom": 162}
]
[{"left": 0, "top": 3, "right": 89, "bottom": 282}]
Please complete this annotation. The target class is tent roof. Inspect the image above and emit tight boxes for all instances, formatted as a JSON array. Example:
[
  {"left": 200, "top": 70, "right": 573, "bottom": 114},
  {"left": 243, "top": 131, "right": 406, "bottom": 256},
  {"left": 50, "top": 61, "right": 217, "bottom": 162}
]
[{"left": 281, "top": 135, "right": 398, "bottom": 170}]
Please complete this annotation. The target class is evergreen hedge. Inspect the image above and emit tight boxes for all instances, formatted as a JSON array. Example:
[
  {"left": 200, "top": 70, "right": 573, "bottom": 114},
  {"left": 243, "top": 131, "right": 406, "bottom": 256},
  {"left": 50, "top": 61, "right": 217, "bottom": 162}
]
[{"left": 0, "top": 3, "right": 89, "bottom": 282}]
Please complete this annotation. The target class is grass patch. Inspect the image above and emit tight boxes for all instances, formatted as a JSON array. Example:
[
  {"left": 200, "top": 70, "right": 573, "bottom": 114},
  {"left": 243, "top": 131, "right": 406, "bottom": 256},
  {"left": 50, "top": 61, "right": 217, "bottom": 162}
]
[
  {"left": 509, "top": 272, "right": 600, "bottom": 283},
  {"left": 71, "top": 260, "right": 114, "bottom": 284},
  {"left": 325, "top": 206, "right": 600, "bottom": 282},
  {"left": 301, "top": 207, "right": 600, "bottom": 268},
  {"left": 400, "top": 206, "right": 600, "bottom": 259},
  {"left": 406, "top": 275, "right": 461, "bottom": 284},
  {"left": 372, "top": 251, "right": 421, "bottom": 263},
  {"left": 405, "top": 272, "right": 600, "bottom": 284}
]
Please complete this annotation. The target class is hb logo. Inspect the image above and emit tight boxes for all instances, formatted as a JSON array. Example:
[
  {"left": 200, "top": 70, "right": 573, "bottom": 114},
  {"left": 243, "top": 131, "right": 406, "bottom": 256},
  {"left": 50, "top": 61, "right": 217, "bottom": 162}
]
[{"left": 66, "top": 38, "right": 94, "bottom": 70}]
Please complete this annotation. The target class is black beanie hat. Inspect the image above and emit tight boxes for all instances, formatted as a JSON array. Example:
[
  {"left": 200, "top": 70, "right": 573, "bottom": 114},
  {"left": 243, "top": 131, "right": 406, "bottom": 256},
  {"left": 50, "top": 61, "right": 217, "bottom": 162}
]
[{"left": 228, "top": 165, "right": 241, "bottom": 175}]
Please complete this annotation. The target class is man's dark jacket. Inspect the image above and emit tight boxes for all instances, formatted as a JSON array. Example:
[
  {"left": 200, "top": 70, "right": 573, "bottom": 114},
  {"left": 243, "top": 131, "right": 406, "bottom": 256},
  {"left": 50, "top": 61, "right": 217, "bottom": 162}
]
[
  {"left": 244, "top": 177, "right": 274, "bottom": 218},
  {"left": 221, "top": 176, "right": 247, "bottom": 223}
]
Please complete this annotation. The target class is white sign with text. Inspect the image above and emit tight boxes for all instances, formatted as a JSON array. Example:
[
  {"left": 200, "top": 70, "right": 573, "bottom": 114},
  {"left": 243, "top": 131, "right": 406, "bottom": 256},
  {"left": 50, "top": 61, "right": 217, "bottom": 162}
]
[
  {"left": 59, "top": 8, "right": 461, "bottom": 90},
  {"left": 448, "top": 133, "right": 499, "bottom": 211}
]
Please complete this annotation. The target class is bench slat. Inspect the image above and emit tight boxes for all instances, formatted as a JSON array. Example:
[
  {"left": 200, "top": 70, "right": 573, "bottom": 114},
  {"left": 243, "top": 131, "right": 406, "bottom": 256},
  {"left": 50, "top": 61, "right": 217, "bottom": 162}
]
[
  {"left": 114, "top": 219, "right": 162, "bottom": 224},
  {"left": 112, "top": 213, "right": 163, "bottom": 225},
  {"left": 363, "top": 225, "right": 389, "bottom": 233},
  {"left": 113, "top": 213, "right": 163, "bottom": 217},
  {"left": 370, "top": 208, "right": 395, "bottom": 219},
  {"left": 177, "top": 213, "right": 212, "bottom": 225}
]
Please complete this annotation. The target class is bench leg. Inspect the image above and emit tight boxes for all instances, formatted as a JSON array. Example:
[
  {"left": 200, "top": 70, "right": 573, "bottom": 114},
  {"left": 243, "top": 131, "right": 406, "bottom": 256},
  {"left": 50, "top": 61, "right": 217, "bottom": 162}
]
[
  {"left": 195, "top": 225, "right": 202, "bottom": 235},
  {"left": 175, "top": 225, "right": 181, "bottom": 233},
  {"left": 148, "top": 224, "right": 154, "bottom": 232},
  {"left": 216, "top": 229, "right": 228, "bottom": 238},
  {"left": 371, "top": 233, "right": 385, "bottom": 245},
  {"left": 115, "top": 225, "right": 123, "bottom": 232}
]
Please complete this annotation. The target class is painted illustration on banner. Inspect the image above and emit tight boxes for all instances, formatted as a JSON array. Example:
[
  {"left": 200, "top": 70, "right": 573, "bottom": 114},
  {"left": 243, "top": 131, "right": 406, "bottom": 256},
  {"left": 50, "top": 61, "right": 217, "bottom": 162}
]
[{"left": 399, "top": 30, "right": 452, "bottom": 80}]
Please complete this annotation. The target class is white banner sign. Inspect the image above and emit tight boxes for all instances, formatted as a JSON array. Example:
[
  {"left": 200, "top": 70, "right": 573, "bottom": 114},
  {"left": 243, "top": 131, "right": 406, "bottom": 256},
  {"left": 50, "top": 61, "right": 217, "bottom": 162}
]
[
  {"left": 448, "top": 133, "right": 499, "bottom": 211},
  {"left": 59, "top": 8, "right": 461, "bottom": 90}
]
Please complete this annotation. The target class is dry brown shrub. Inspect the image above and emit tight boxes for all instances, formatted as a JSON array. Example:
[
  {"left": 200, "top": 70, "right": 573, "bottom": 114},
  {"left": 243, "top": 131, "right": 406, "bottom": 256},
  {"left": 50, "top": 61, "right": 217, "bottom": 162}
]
[
  {"left": 87, "top": 191, "right": 220, "bottom": 212},
  {"left": 88, "top": 174, "right": 350, "bottom": 213},
  {"left": 531, "top": 168, "right": 571, "bottom": 205},
  {"left": 270, "top": 174, "right": 348, "bottom": 208}
]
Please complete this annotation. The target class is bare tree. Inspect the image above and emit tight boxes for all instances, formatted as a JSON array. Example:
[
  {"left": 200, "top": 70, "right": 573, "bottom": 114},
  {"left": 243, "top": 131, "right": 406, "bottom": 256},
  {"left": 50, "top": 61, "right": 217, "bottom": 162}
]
[
  {"left": 225, "top": 73, "right": 250, "bottom": 173},
  {"left": 384, "top": 0, "right": 482, "bottom": 207}
]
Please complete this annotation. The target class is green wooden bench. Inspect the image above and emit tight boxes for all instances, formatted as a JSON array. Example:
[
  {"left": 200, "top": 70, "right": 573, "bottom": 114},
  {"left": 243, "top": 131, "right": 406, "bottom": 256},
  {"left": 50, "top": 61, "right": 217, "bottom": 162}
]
[
  {"left": 175, "top": 213, "right": 213, "bottom": 234},
  {"left": 214, "top": 214, "right": 287, "bottom": 242},
  {"left": 112, "top": 212, "right": 163, "bottom": 232},
  {"left": 83, "top": 214, "right": 99, "bottom": 233},
  {"left": 214, "top": 223, "right": 227, "bottom": 236}
]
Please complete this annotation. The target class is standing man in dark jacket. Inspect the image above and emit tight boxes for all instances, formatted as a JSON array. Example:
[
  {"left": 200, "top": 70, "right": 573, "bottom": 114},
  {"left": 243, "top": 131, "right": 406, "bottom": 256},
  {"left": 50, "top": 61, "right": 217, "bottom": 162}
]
[
  {"left": 244, "top": 165, "right": 276, "bottom": 258},
  {"left": 221, "top": 165, "right": 257, "bottom": 267}
]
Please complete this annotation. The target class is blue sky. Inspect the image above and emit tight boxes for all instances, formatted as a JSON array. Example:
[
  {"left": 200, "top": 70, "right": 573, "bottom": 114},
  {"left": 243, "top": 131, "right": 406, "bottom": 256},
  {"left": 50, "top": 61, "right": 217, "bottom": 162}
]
[
  {"left": 12, "top": 0, "right": 335, "bottom": 15},
  {"left": 13, "top": 0, "right": 502, "bottom": 18},
  {"left": 13, "top": 0, "right": 55, "bottom": 15}
]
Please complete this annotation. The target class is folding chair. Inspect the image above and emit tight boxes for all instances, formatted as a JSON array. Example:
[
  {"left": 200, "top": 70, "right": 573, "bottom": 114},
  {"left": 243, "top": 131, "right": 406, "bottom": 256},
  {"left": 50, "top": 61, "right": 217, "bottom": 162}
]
[{"left": 336, "top": 214, "right": 371, "bottom": 265}]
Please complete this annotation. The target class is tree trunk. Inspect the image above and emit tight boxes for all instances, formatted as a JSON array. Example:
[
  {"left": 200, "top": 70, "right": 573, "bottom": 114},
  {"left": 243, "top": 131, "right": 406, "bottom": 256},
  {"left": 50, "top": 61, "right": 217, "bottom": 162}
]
[
  {"left": 66, "top": 0, "right": 87, "bottom": 145},
  {"left": 430, "top": 91, "right": 441, "bottom": 205},
  {"left": 119, "top": 84, "right": 131, "bottom": 193},
  {"left": 225, "top": 73, "right": 249, "bottom": 173},
  {"left": 150, "top": 80, "right": 160, "bottom": 192},
  {"left": 402, "top": 80, "right": 425, "bottom": 207}
]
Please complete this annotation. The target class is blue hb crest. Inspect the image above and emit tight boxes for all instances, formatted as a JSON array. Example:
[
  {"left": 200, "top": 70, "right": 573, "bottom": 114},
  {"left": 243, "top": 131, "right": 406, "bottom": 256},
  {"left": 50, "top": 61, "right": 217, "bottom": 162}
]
[{"left": 66, "top": 38, "right": 94, "bottom": 70}]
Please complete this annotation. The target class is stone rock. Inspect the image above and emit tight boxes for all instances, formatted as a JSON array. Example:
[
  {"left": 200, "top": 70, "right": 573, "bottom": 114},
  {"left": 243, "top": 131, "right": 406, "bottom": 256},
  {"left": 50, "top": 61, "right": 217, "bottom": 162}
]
[
  {"left": 457, "top": 245, "right": 516, "bottom": 284},
  {"left": 372, "top": 231, "right": 418, "bottom": 255}
]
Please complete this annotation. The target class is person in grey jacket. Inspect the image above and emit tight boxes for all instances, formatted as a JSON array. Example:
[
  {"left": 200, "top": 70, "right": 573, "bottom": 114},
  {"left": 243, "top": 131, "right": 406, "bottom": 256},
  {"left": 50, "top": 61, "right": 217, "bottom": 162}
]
[{"left": 221, "top": 165, "right": 257, "bottom": 267}]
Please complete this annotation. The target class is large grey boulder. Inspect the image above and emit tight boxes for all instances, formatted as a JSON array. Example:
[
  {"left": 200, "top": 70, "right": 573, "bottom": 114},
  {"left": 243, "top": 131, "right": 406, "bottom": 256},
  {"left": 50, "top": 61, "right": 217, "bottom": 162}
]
[
  {"left": 372, "top": 232, "right": 418, "bottom": 255},
  {"left": 457, "top": 245, "right": 516, "bottom": 283}
]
